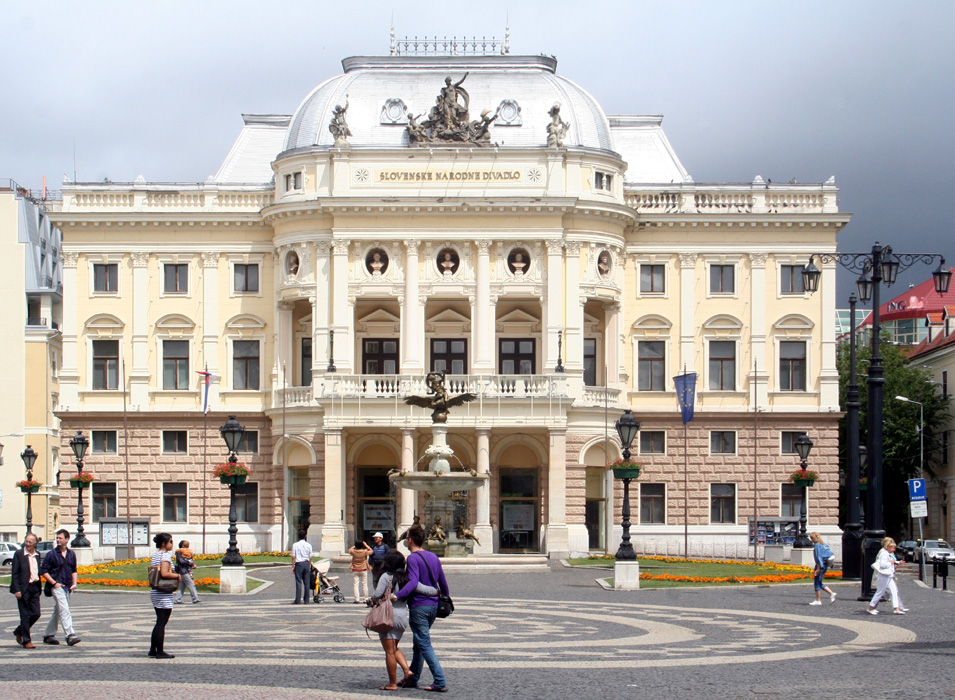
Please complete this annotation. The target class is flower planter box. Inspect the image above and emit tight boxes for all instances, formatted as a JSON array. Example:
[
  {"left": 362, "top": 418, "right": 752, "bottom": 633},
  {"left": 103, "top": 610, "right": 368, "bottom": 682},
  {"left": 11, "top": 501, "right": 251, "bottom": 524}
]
[
  {"left": 69, "top": 479, "right": 91, "bottom": 488},
  {"left": 19, "top": 486, "right": 40, "bottom": 493},
  {"left": 612, "top": 467, "right": 642, "bottom": 479},
  {"left": 859, "top": 483, "right": 868, "bottom": 491},
  {"left": 793, "top": 478, "right": 816, "bottom": 488},
  {"left": 220, "top": 474, "right": 247, "bottom": 485}
]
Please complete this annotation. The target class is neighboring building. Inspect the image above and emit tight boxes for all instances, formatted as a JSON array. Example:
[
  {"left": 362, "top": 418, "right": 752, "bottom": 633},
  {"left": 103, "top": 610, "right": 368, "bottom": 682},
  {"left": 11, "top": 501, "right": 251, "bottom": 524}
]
[
  {"left": 48, "top": 40, "right": 850, "bottom": 560},
  {"left": 856, "top": 271, "right": 955, "bottom": 347},
  {"left": 909, "top": 305, "right": 955, "bottom": 542},
  {"left": 0, "top": 180, "right": 63, "bottom": 543}
]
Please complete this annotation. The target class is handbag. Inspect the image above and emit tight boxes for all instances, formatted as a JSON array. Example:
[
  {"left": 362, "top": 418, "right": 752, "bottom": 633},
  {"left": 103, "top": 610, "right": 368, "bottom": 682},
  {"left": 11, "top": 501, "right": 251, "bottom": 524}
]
[
  {"left": 148, "top": 564, "right": 179, "bottom": 594},
  {"left": 362, "top": 583, "right": 394, "bottom": 633},
  {"left": 43, "top": 581, "right": 53, "bottom": 598},
  {"left": 415, "top": 552, "right": 454, "bottom": 618}
]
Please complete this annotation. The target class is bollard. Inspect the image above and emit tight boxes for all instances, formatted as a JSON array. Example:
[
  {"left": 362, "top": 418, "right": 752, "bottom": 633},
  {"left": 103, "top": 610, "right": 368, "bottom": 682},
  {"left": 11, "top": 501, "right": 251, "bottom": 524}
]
[{"left": 940, "top": 558, "right": 950, "bottom": 591}]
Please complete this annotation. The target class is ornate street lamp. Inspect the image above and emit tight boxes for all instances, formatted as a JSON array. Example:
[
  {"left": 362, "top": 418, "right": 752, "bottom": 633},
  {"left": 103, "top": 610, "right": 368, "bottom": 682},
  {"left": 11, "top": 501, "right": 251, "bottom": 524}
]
[
  {"left": 613, "top": 409, "right": 641, "bottom": 561},
  {"left": 841, "top": 293, "right": 863, "bottom": 580},
  {"left": 68, "top": 431, "right": 91, "bottom": 548},
  {"left": 554, "top": 330, "right": 565, "bottom": 373},
  {"left": 219, "top": 415, "right": 246, "bottom": 567},
  {"left": 20, "top": 445, "right": 37, "bottom": 535},
  {"left": 803, "top": 243, "right": 950, "bottom": 597},
  {"left": 793, "top": 434, "right": 814, "bottom": 549}
]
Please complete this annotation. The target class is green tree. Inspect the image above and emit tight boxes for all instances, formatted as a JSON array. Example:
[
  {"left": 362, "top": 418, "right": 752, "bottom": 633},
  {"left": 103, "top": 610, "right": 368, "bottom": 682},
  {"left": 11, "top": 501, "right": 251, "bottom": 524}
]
[{"left": 837, "top": 335, "right": 950, "bottom": 537}]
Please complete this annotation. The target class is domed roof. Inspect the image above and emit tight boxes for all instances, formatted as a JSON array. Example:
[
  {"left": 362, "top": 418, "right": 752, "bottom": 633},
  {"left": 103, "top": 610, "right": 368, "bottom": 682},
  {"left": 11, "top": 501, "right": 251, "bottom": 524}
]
[{"left": 283, "top": 55, "right": 614, "bottom": 153}]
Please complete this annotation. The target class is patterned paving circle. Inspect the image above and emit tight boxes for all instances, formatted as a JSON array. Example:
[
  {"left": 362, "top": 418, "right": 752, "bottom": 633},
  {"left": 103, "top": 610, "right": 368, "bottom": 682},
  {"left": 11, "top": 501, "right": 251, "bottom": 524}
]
[{"left": 2, "top": 595, "right": 915, "bottom": 669}]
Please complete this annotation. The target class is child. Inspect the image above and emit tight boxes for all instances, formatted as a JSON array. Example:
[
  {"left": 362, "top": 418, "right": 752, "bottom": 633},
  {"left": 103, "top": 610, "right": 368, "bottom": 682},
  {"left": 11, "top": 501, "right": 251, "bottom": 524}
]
[{"left": 173, "top": 540, "right": 201, "bottom": 604}]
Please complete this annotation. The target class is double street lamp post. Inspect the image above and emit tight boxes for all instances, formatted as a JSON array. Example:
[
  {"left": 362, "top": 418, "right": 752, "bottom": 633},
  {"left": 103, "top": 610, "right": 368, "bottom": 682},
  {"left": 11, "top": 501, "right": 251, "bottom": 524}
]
[
  {"left": 803, "top": 243, "right": 950, "bottom": 596},
  {"left": 20, "top": 445, "right": 38, "bottom": 534},
  {"left": 793, "top": 434, "right": 814, "bottom": 549},
  {"left": 68, "top": 431, "right": 91, "bottom": 548},
  {"left": 219, "top": 415, "right": 246, "bottom": 567},
  {"left": 614, "top": 409, "right": 640, "bottom": 561}
]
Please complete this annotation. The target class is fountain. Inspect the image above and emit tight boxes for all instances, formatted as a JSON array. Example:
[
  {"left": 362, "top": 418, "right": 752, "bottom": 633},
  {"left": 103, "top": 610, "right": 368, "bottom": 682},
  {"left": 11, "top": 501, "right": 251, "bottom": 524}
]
[{"left": 390, "top": 372, "right": 489, "bottom": 556}]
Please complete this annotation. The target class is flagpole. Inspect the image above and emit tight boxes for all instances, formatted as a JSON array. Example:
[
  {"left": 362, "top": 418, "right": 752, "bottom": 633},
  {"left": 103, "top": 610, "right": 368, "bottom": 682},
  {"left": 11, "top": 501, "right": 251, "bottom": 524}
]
[
  {"left": 683, "top": 365, "right": 689, "bottom": 560},
  {"left": 122, "top": 359, "right": 131, "bottom": 558},
  {"left": 752, "top": 359, "right": 759, "bottom": 562},
  {"left": 202, "top": 364, "right": 209, "bottom": 554},
  {"left": 281, "top": 361, "right": 287, "bottom": 551}
]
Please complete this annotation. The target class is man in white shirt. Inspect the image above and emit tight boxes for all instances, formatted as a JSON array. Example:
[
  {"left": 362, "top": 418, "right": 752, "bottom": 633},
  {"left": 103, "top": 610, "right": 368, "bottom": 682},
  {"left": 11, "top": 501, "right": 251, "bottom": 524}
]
[{"left": 291, "top": 529, "right": 313, "bottom": 604}]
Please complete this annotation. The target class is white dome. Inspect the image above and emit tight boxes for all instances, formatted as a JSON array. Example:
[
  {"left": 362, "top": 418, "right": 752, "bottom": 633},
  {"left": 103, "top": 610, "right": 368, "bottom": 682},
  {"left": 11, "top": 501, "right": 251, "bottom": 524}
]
[{"left": 284, "top": 54, "right": 614, "bottom": 153}]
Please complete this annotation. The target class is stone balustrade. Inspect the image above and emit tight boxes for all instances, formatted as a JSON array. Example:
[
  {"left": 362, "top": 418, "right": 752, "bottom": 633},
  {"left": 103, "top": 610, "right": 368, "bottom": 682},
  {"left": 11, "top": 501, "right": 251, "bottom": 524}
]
[
  {"left": 59, "top": 185, "right": 274, "bottom": 213},
  {"left": 624, "top": 182, "right": 837, "bottom": 215}
]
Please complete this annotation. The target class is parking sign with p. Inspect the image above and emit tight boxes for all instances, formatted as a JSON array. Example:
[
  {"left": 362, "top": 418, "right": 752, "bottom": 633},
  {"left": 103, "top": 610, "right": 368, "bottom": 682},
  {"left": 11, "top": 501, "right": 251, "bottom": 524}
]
[{"left": 908, "top": 478, "right": 927, "bottom": 502}]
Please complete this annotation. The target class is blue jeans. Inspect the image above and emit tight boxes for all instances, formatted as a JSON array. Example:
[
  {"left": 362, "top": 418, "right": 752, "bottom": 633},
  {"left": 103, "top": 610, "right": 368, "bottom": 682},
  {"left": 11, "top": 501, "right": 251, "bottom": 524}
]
[
  {"left": 408, "top": 605, "right": 445, "bottom": 688},
  {"left": 294, "top": 561, "right": 311, "bottom": 603},
  {"left": 814, "top": 563, "right": 828, "bottom": 592}
]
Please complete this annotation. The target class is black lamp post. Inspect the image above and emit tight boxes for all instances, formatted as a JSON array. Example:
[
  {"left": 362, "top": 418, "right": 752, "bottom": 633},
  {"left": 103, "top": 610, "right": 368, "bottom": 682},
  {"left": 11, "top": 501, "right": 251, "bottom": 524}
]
[
  {"left": 614, "top": 409, "right": 640, "bottom": 561},
  {"left": 326, "top": 329, "right": 337, "bottom": 373},
  {"left": 803, "top": 244, "right": 950, "bottom": 597},
  {"left": 68, "top": 431, "right": 90, "bottom": 548},
  {"left": 793, "top": 434, "right": 814, "bottom": 549},
  {"left": 219, "top": 415, "right": 245, "bottom": 567},
  {"left": 841, "top": 293, "right": 864, "bottom": 580},
  {"left": 554, "top": 330, "right": 565, "bottom": 373},
  {"left": 20, "top": 445, "right": 37, "bottom": 535}
]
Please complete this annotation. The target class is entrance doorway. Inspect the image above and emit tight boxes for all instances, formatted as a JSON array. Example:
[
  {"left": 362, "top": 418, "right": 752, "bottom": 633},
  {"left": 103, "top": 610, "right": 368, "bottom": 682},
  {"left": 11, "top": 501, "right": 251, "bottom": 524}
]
[
  {"left": 499, "top": 467, "right": 538, "bottom": 552},
  {"left": 585, "top": 467, "right": 607, "bottom": 550},
  {"left": 287, "top": 466, "right": 310, "bottom": 549},
  {"left": 357, "top": 467, "right": 396, "bottom": 546}
]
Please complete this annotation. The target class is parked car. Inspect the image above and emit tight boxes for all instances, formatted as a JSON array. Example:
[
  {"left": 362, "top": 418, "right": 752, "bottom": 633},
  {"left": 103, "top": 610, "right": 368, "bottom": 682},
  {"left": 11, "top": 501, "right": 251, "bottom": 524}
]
[
  {"left": 897, "top": 540, "right": 918, "bottom": 562},
  {"left": 35, "top": 540, "right": 54, "bottom": 554},
  {"left": 914, "top": 539, "right": 955, "bottom": 562},
  {"left": 0, "top": 542, "right": 21, "bottom": 566}
]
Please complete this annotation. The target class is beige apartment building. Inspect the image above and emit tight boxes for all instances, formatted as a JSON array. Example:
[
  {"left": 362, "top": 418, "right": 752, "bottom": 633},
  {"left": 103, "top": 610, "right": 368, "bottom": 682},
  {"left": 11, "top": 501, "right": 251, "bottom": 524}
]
[{"left": 48, "top": 43, "right": 851, "bottom": 559}]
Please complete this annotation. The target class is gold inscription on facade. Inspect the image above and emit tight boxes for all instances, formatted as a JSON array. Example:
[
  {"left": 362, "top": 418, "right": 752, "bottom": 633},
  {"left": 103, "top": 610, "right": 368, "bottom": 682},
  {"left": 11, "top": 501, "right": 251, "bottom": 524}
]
[{"left": 376, "top": 169, "right": 522, "bottom": 183}]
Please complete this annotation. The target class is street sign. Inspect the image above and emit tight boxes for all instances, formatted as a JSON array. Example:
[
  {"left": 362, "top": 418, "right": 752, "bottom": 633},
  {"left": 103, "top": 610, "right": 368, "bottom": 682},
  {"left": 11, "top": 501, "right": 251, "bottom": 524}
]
[
  {"left": 911, "top": 500, "right": 928, "bottom": 518},
  {"left": 908, "top": 478, "right": 927, "bottom": 502}
]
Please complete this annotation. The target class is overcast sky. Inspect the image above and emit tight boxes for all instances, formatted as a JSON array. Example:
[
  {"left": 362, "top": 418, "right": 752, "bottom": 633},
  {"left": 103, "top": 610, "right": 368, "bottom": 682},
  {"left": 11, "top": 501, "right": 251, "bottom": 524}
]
[{"left": 3, "top": 1, "right": 952, "bottom": 300}]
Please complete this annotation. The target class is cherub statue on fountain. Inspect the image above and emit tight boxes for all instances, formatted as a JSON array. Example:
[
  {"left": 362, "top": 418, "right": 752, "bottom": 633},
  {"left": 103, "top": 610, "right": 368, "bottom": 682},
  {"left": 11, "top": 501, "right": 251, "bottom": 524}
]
[
  {"left": 398, "top": 514, "right": 422, "bottom": 544},
  {"left": 455, "top": 517, "right": 481, "bottom": 547},
  {"left": 428, "top": 516, "right": 447, "bottom": 544},
  {"left": 404, "top": 371, "right": 476, "bottom": 423}
]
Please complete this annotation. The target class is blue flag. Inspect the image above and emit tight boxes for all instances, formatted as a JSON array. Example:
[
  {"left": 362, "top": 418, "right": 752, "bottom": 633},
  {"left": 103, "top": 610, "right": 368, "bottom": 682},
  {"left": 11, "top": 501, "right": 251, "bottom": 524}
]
[{"left": 673, "top": 371, "right": 697, "bottom": 424}]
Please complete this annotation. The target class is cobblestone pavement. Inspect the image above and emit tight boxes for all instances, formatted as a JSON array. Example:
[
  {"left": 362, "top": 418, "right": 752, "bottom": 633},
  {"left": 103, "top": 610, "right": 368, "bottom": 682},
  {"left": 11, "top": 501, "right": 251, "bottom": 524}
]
[{"left": 0, "top": 564, "right": 951, "bottom": 700}]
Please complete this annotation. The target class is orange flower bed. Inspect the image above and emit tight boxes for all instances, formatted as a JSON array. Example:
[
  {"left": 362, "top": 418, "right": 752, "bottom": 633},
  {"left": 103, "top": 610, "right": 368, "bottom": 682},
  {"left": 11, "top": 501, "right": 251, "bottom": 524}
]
[
  {"left": 78, "top": 576, "right": 221, "bottom": 587},
  {"left": 640, "top": 570, "right": 842, "bottom": 584}
]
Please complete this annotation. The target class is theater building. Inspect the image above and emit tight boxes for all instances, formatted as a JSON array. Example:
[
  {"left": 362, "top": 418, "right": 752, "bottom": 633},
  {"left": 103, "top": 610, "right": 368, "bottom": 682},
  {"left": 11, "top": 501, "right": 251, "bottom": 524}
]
[{"left": 49, "top": 39, "right": 850, "bottom": 559}]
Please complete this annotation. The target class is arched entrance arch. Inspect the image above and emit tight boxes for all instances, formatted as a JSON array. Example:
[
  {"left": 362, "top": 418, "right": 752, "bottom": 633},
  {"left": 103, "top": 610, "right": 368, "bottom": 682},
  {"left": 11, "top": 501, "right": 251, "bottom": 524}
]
[
  {"left": 496, "top": 441, "right": 544, "bottom": 552},
  {"left": 579, "top": 438, "right": 619, "bottom": 552},
  {"left": 353, "top": 438, "right": 400, "bottom": 547}
]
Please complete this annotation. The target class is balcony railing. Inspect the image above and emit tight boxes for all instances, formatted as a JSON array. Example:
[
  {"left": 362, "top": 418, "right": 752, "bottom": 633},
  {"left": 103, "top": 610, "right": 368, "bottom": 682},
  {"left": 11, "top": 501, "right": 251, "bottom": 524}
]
[
  {"left": 26, "top": 317, "right": 47, "bottom": 327},
  {"left": 321, "top": 374, "right": 567, "bottom": 400}
]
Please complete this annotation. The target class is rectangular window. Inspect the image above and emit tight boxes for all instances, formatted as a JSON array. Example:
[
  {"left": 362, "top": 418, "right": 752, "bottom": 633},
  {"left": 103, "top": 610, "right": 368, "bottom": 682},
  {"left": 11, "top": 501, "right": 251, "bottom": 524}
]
[
  {"left": 640, "top": 264, "right": 665, "bottom": 294},
  {"left": 92, "top": 482, "right": 117, "bottom": 522},
  {"left": 943, "top": 430, "right": 950, "bottom": 467},
  {"left": 710, "top": 431, "right": 736, "bottom": 454},
  {"left": 639, "top": 430, "right": 665, "bottom": 454},
  {"left": 235, "top": 482, "right": 259, "bottom": 522},
  {"left": 942, "top": 370, "right": 948, "bottom": 398},
  {"left": 364, "top": 338, "right": 399, "bottom": 375},
  {"left": 779, "top": 341, "right": 807, "bottom": 391},
  {"left": 781, "top": 483, "right": 803, "bottom": 518},
  {"left": 640, "top": 483, "right": 665, "bottom": 524},
  {"left": 583, "top": 338, "right": 597, "bottom": 386},
  {"left": 238, "top": 430, "right": 259, "bottom": 454},
  {"left": 638, "top": 341, "right": 665, "bottom": 391},
  {"left": 92, "top": 339, "right": 119, "bottom": 390},
  {"left": 709, "top": 341, "right": 736, "bottom": 390},
  {"left": 710, "top": 483, "right": 736, "bottom": 523},
  {"left": 93, "top": 263, "right": 118, "bottom": 293},
  {"left": 301, "top": 337, "right": 312, "bottom": 386},
  {"left": 91, "top": 430, "right": 117, "bottom": 454},
  {"left": 162, "top": 340, "right": 189, "bottom": 390},
  {"left": 594, "top": 171, "right": 604, "bottom": 190},
  {"left": 780, "top": 265, "right": 805, "bottom": 294},
  {"left": 431, "top": 338, "right": 467, "bottom": 375},
  {"left": 234, "top": 263, "right": 259, "bottom": 293},
  {"left": 163, "top": 263, "right": 188, "bottom": 294},
  {"left": 162, "top": 483, "right": 187, "bottom": 522},
  {"left": 162, "top": 430, "right": 188, "bottom": 454},
  {"left": 780, "top": 431, "right": 808, "bottom": 454},
  {"left": 499, "top": 338, "right": 535, "bottom": 375},
  {"left": 709, "top": 264, "right": 735, "bottom": 294},
  {"left": 233, "top": 340, "right": 260, "bottom": 390}
]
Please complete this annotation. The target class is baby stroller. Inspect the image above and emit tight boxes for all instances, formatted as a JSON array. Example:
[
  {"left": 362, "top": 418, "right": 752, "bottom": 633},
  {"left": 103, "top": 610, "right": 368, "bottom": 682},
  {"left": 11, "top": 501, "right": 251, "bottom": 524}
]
[{"left": 311, "top": 559, "right": 346, "bottom": 603}]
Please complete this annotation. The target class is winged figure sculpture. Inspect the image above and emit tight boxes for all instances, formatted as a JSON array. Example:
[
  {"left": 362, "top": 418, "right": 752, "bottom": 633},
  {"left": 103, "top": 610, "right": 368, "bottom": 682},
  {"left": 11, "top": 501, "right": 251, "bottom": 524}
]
[{"left": 404, "top": 371, "right": 476, "bottom": 423}]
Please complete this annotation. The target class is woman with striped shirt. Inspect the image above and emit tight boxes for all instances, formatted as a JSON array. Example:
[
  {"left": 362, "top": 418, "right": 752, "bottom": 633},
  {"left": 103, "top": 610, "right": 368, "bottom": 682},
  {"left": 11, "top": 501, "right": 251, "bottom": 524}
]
[{"left": 149, "top": 532, "right": 181, "bottom": 658}]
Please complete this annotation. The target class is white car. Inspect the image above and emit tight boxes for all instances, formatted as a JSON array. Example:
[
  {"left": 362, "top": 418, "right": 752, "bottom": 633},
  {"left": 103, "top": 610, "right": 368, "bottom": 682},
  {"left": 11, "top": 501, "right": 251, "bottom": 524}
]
[
  {"left": 0, "top": 542, "right": 21, "bottom": 566},
  {"left": 915, "top": 539, "right": 955, "bottom": 562}
]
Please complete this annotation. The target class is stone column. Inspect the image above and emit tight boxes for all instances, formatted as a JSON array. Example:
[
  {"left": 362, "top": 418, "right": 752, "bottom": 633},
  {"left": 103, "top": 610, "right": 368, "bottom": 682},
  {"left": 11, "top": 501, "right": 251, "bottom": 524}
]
[
  {"left": 201, "top": 252, "right": 221, "bottom": 408},
  {"left": 401, "top": 240, "right": 423, "bottom": 373},
  {"left": 472, "top": 429, "right": 493, "bottom": 554},
  {"left": 819, "top": 258, "right": 840, "bottom": 408},
  {"left": 129, "top": 252, "right": 150, "bottom": 405},
  {"left": 313, "top": 242, "right": 331, "bottom": 375},
  {"left": 605, "top": 301, "right": 621, "bottom": 388},
  {"left": 319, "top": 428, "right": 346, "bottom": 556},
  {"left": 59, "top": 251, "right": 79, "bottom": 406},
  {"left": 276, "top": 301, "right": 294, "bottom": 393},
  {"left": 545, "top": 428, "right": 570, "bottom": 558},
  {"left": 473, "top": 240, "right": 493, "bottom": 373},
  {"left": 544, "top": 239, "right": 563, "bottom": 372},
  {"left": 564, "top": 242, "right": 583, "bottom": 372},
  {"left": 749, "top": 253, "right": 769, "bottom": 407},
  {"left": 679, "top": 253, "right": 698, "bottom": 371},
  {"left": 330, "top": 240, "right": 353, "bottom": 372},
  {"left": 397, "top": 428, "right": 416, "bottom": 553}
]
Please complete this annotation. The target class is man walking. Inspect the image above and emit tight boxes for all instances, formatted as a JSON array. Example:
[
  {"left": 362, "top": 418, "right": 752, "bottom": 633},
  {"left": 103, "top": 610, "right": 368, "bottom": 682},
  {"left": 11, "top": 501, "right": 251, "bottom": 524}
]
[
  {"left": 40, "top": 529, "right": 81, "bottom": 646},
  {"left": 10, "top": 533, "right": 43, "bottom": 648},
  {"left": 370, "top": 532, "right": 389, "bottom": 588},
  {"left": 395, "top": 525, "right": 449, "bottom": 692},
  {"left": 291, "top": 529, "right": 312, "bottom": 604}
]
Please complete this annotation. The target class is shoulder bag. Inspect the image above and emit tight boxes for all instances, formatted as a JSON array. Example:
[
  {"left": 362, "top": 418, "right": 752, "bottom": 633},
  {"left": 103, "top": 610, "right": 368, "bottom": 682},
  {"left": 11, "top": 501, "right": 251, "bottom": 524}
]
[
  {"left": 415, "top": 552, "right": 454, "bottom": 618},
  {"left": 148, "top": 561, "right": 179, "bottom": 593},
  {"left": 362, "top": 583, "right": 394, "bottom": 633}
]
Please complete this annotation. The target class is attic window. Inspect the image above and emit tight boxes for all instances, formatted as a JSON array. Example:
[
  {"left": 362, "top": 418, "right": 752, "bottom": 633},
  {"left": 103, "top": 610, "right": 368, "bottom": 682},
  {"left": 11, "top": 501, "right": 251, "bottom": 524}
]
[
  {"left": 594, "top": 171, "right": 613, "bottom": 192},
  {"left": 285, "top": 172, "right": 303, "bottom": 192}
]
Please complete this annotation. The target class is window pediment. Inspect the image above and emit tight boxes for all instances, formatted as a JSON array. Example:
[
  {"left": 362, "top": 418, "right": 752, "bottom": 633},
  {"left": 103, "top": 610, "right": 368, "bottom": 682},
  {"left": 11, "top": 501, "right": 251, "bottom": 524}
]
[
  {"left": 701, "top": 314, "right": 743, "bottom": 337},
  {"left": 773, "top": 314, "right": 814, "bottom": 337},
  {"left": 632, "top": 314, "right": 672, "bottom": 337},
  {"left": 84, "top": 314, "right": 124, "bottom": 336},
  {"left": 427, "top": 309, "right": 470, "bottom": 334},
  {"left": 496, "top": 309, "right": 541, "bottom": 333},
  {"left": 358, "top": 309, "right": 400, "bottom": 334}
]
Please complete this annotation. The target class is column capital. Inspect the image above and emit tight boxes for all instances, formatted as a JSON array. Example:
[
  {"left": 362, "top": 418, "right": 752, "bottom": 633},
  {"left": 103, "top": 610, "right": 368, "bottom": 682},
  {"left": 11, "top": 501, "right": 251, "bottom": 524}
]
[
  {"left": 332, "top": 240, "right": 350, "bottom": 255},
  {"left": 314, "top": 240, "right": 332, "bottom": 255},
  {"left": 563, "top": 241, "right": 581, "bottom": 255},
  {"left": 546, "top": 239, "right": 566, "bottom": 255},
  {"left": 679, "top": 252, "right": 697, "bottom": 269},
  {"left": 131, "top": 251, "right": 149, "bottom": 268},
  {"left": 405, "top": 239, "right": 421, "bottom": 255},
  {"left": 750, "top": 252, "right": 768, "bottom": 268},
  {"left": 475, "top": 239, "right": 492, "bottom": 255},
  {"left": 201, "top": 251, "right": 220, "bottom": 268},
  {"left": 62, "top": 250, "right": 79, "bottom": 268}
]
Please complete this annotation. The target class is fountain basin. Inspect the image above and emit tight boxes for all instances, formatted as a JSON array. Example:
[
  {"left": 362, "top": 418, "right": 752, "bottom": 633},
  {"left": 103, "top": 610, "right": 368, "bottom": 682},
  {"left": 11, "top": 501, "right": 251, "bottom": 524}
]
[{"left": 389, "top": 471, "right": 489, "bottom": 494}]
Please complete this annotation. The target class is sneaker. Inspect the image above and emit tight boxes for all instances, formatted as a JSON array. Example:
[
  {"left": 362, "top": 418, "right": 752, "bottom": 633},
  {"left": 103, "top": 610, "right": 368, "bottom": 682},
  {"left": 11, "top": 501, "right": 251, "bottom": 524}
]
[
  {"left": 173, "top": 599, "right": 182, "bottom": 604},
  {"left": 830, "top": 592, "right": 838, "bottom": 604},
  {"left": 809, "top": 600, "right": 822, "bottom": 606},
  {"left": 893, "top": 609, "right": 906, "bottom": 615},
  {"left": 66, "top": 634, "right": 81, "bottom": 646},
  {"left": 43, "top": 636, "right": 60, "bottom": 645},
  {"left": 192, "top": 599, "right": 202, "bottom": 604},
  {"left": 901, "top": 607, "right": 909, "bottom": 612},
  {"left": 868, "top": 608, "right": 879, "bottom": 615}
]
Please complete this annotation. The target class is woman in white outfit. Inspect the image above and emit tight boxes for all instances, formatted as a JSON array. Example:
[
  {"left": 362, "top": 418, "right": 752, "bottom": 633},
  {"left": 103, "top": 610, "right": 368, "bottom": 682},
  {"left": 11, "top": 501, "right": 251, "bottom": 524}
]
[{"left": 867, "top": 537, "right": 905, "bottom": 615}]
